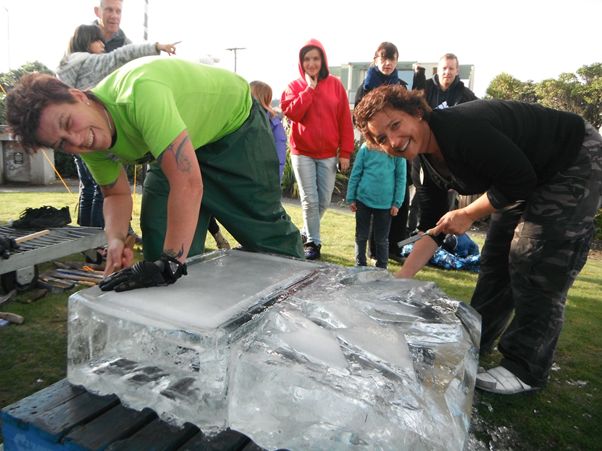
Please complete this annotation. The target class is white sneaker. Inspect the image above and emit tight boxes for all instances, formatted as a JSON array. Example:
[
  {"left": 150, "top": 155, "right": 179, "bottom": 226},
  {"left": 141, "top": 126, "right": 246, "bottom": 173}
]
[{"left": 476, "top": 366, "right": 539, "bottom": 395}]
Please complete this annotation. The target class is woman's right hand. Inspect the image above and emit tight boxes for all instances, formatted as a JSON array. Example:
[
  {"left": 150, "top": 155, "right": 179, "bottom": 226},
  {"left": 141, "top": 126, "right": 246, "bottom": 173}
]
[
  {"left": 104, "top": 237, "right": 134, "bottom": 276},
  {"left": 305, "top": 72, "right": 317, "bottom": 89},
  {"left": 156, "top": 42, "right": 178, "bottom": 56}
]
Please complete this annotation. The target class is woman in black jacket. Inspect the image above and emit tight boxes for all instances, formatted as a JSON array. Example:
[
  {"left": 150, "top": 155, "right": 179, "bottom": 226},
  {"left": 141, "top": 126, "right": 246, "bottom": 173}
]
[{"left": 354, "top": 84, "right": 602, "bottom": 395}]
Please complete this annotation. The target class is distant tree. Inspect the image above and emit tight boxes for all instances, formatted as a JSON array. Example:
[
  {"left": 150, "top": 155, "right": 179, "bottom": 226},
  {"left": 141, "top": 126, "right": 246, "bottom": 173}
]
[
  {"left": 536, "top": 73, "right": 584, "bottom": 118},
  {"left": 0, "top": 61, "right": 54, "bottom": 91},
  {"left": 486, "top": 63, "right": 601, "bottom": 129},
  {"left": 0, "top": 61, "right": 54, "bottom": 123},
  {"left": 485, "top": 73, "right": 537, "bottom": 102},
  {"left": 576, "top": 63, "right": 602, "bottom": 129}
]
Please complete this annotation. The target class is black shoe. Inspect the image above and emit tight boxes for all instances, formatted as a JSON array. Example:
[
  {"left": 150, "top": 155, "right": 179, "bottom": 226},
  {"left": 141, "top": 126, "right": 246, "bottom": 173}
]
[
  {"left": 304, "top": 242, "right": 321, "bottom": 260},
  {"left": 300, "top": 232, "right": 308, "bottom": 244},
  {"left": 12, "top": 206, "right": 71, "bottom": 229}
]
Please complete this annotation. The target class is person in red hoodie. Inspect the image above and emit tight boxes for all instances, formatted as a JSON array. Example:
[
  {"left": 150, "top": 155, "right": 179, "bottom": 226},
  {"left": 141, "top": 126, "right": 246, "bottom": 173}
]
[{"left": 281, "top": 39, "right": 355, "bottom": 260}]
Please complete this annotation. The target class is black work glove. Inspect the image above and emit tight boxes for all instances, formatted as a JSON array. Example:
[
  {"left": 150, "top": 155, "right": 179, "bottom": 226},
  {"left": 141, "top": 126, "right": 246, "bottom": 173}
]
[
  {"left": 99, "top": 253, "right": 187, "bottom": 292},
  {"left": 0, "top": 237, "right": 19, "bottom": 259}
]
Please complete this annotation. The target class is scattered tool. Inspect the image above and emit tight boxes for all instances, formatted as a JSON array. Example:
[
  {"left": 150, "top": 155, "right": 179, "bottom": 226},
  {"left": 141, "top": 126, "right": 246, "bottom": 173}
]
[
  {"left": 0, "top": 311, "right": 24, "bottom": 325},
  {"left": 397, "top": 230, "right": 434, "bottom": 249},
  {"left": 15, "top": 229, "right": 50, "bottom": 244},
  {"left": 55, "top": 261, "right": 105, "bottom": 271},
  {"left": 55, "top": 268, "right": 103, "bottom": 281},
  {"left": 0, "top": 289, "right": 17, "bottom": 306},
  {"left": 46, "top": 271, "right": 97, "bottom": 286},
  {"left": 38, "top": 275, "right": 76, "bottom": 292},
  {"left": 19, "top": 288, "right": 48, "bottom": 304}
]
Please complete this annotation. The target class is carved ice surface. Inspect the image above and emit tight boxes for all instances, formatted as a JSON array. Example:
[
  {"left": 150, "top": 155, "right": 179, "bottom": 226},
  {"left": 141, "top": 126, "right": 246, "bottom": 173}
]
[{"left": 68, "top": 250, "right": 481, "bottom": 450}]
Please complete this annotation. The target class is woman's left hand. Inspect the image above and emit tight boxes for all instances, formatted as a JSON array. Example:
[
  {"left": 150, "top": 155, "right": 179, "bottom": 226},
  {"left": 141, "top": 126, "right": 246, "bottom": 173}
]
[
  {"left": 338, "top": 157, "right": 350, "bottom": 173},
  {"left": 431, "top": 208, "right": 474, "bottom": 236},
  {"left": 156, "top": 42, "right": 178, "bottom": 55}
]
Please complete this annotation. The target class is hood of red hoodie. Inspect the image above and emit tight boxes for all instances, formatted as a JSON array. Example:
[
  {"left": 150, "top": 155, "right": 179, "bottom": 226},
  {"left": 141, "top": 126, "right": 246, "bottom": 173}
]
[{"left": 298, "top": 38, "right": 330, "bottom": 80}]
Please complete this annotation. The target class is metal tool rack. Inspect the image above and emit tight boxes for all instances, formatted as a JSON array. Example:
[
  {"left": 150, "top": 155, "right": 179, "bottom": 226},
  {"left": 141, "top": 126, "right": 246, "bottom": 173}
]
[{"left": 0, "top": 226, "right": 106, "bottom": 288}]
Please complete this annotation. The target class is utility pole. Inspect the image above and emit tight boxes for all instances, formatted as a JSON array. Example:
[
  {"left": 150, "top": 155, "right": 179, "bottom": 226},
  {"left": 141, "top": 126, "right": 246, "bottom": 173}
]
[
  {"left": 3, "top": 6, "right": 9, "bottom": 70},
  {"left": 226, "top": 47, "right": 246, "bottom": 73},
  {"left": 143, "top": 0, "right": 149, "bottom": 41}
]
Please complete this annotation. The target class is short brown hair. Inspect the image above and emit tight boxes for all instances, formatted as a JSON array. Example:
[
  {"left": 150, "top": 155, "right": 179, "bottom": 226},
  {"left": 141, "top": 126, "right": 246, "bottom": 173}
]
[
  {"left": 353, "top": 84, "right": 431, "bottom": 147},
  {"left": 374, "top": 42, "right": 398, "bottom": 61},
  {"left": 6, "top": 73, "right": 76, "bottom": 151},
  {"left": 440, "top": 53, "right": 459, "bottom": 66}
]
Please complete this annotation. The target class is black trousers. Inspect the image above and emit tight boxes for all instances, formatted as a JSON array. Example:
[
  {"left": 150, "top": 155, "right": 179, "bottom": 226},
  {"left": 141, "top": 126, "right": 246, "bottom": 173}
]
[{"left": 471, "top": 123, "right": 602, "bottom": 387}]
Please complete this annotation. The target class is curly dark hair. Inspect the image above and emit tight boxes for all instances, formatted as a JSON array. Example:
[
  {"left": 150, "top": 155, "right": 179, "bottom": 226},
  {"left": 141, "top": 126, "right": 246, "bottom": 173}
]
[
  {"left": 353, "top": 84, "right": 431, "bottom": 147},
  {"left": 6, "top": 73, "right": 77, "bottom": 151}
]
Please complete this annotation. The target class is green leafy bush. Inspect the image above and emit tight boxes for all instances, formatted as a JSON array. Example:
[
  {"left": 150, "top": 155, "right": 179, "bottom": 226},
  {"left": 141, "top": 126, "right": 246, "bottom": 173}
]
[{"left": 0, "top": 61, "right": 55, "bottom": 124}]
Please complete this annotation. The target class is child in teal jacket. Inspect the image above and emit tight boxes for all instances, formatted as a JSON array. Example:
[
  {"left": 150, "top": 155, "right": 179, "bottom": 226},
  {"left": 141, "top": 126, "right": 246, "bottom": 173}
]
[{"left": 346, "top": 144, "right": 406, "bottom": 268}]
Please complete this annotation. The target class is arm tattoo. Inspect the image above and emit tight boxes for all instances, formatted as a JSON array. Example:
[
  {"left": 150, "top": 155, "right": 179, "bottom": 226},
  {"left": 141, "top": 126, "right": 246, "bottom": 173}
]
[
  {"left": 163, "top": 245, "right": 184, "bottom": 259},
  {"left": 174, "top": 136, "right": 192, "bottom": 172},
  {"left": 159, "top": 137, "right": 193, "bottom": 172}
]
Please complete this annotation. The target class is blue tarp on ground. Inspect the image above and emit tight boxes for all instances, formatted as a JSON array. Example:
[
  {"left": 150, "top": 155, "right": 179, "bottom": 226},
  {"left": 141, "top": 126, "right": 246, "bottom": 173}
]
[{"left": 400, "top": 233, "right": 481, "bottom": 272}]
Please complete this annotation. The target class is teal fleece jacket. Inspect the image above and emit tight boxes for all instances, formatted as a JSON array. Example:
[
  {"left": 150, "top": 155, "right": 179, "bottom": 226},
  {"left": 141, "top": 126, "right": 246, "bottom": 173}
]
[{"left": 346, "top": 144, "right": 406, "bottom": 209}]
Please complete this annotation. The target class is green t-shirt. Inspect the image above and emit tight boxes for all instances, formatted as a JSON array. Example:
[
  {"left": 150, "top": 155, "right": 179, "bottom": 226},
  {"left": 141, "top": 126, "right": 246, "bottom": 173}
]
[{"left": 83, "top": 56, "right": 252, "bottom": 185}]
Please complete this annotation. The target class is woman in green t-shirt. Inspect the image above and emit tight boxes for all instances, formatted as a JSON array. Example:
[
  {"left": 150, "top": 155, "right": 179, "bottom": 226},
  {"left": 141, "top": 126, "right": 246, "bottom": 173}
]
[{"left": 6, "top": 57, "right": 304, "bottom": 291}]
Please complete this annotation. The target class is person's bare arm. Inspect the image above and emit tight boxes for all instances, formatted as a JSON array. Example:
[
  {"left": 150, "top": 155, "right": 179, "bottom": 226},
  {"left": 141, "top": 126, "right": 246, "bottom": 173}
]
[
  {"left": 157, "top": 130, "right": 202, "bottom": 263},
  {"left": 394, "top": 234, "right": 439, "bottom": 278},
  {"left": 101, "top": 168, "right": 134, "bottom": 275},
  {"left": 396, "top": 193, "right": 495, "bottom": 278}
]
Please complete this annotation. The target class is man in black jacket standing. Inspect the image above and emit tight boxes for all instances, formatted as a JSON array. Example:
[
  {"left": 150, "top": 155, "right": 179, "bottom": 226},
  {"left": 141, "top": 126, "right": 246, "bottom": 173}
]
[
  {"left": 406, "top": 53, "right": 478, "bottom": 236},
  {"left": 425, "top": 53, "right": 477, "bottom": 109}
]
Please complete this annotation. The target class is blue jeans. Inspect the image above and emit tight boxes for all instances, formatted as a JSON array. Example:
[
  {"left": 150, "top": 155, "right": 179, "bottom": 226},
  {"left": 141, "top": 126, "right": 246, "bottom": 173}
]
[
  {"left": 74, "top": 156, "right": 104, "bottom": 228},
  {"left": 355, "top": 200, "right": 392, "bottom": 269},
  {"left": 291, "top": 154, "right": 337, "bottom": 245}
]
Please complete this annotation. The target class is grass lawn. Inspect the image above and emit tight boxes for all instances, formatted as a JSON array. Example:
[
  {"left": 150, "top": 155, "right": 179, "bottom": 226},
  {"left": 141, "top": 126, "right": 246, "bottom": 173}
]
[{"left": 1, "top": 190, "right": 601, "bottom": 449}]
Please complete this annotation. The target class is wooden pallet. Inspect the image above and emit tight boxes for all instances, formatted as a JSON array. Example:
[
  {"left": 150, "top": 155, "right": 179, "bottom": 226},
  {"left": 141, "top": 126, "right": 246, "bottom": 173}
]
[{"left": 1, "top": 379, "right": 264, "bottom": 450}]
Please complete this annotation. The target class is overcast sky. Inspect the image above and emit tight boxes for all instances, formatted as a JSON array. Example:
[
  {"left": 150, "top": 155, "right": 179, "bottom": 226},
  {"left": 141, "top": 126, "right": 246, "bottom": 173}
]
[{"left": 0, "top": 0, "right": 600, "bottom": 98}]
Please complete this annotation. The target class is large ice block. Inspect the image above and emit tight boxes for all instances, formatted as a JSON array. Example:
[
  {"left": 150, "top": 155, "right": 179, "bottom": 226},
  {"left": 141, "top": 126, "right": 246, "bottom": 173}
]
[
  {"left": 68, "top": 250, "right": 318, "bottom": 432},
  {"left": 68, "top": 250, "right": 481, "bottom": 450}
]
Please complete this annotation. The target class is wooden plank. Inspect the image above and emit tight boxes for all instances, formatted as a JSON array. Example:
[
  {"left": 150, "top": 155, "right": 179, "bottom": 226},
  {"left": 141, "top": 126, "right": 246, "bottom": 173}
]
[
  {"left": 63, "top": 405, "right": 157, "bottom": 450},
  {"left": 106, "top": 418, "right": 199, "bottom": 451},
  {"left": 30, "top": 390, "right": 120, "bottom": 443},
  {"left": 1, "top": 379, "right": 86, "bottom": 449},
  {"left": 14, "top": 229, "right": 50, "bottom": 244},
  {"left": 2, "top": 380, "right": 267, "bottom": 451},
  {"left": 177, "top": 428, "right": 251, "bottom": 451},
  {"left": 2, "top": 379, "right": 85, "bottom": 425}
]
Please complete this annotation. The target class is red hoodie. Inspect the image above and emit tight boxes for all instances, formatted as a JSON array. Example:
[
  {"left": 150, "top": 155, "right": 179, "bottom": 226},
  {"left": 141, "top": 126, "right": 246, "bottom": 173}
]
[{"left": 280, "top": 39, "right": 355, "bottom": 159}]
